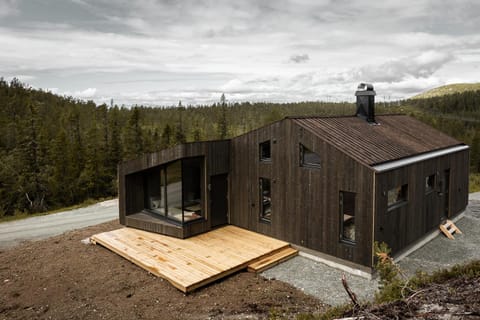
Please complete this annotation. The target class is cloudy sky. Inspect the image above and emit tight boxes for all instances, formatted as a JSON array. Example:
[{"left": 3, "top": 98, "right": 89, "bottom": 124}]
[{"left": 1, "top": 0, "right": 479, "bottom": 106}]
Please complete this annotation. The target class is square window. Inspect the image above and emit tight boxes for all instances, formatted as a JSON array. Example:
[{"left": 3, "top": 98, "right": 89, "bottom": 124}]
[
  {"left": 300, "top": 144, "right": 321, "bottom": 168},
  {"left": 259, "top": 140, "right": 271, "bottom": 161},
  {"left": 387, "top": 184, "right": 408, "bottom": 209}
]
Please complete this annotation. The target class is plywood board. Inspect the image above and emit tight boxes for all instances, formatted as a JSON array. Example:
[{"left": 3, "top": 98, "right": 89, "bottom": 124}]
[{"left": 91, "top": 225, "right": 290, "bottom": 293}]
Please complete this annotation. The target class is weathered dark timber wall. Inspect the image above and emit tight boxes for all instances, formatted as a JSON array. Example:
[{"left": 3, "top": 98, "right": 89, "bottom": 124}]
[
  {"left": 229, "top": 119, "right": 375, "bottom": 268},
  {"left": 374, "top": 148, "right": 470, "bottom": 255},
  {"left": 119, "top": 140, "right": 230, "bottom": 238}
]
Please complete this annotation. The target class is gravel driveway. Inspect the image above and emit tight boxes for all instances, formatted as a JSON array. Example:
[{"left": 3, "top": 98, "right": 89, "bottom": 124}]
[{"left": 0, "top": 199, "right": 118, "bottom": 249}]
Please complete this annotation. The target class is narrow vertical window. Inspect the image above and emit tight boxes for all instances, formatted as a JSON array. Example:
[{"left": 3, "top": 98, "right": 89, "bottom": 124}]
[
  {"left": 166, "top": 160, "right": 183, "bottom": 222},
  {"left": 340, "top": 191, "right": 356, "bottom": 243},
  {"left": 300, "top": 144, "right": 321, "bottom": 168},
  {"left": 259, "top": 140, "right": 271, "bottom": 161},
  {"left": 147, "top": 167, "right": 166, "bottom": 217},
  {"left": 260, "top": 178, "right": 272, "bottom": 222},
  {"left": 425, "top": 174, "right": 435, "bottom": 194}
]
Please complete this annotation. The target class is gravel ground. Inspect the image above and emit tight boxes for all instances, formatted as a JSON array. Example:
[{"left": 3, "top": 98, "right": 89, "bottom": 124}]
[
  {"left": 263, "top": 193, "right": 480, "bottom": 306},
  {"left": 0, "top": 199, "right": 118, "bottom": 249},
  {"left": 262, "top": 256, "right": 379, "bottom": 306}
]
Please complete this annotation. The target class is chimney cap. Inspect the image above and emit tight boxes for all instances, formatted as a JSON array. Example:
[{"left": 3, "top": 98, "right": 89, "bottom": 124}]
[{"left": 355, "top": 83, "right": 376, "bottom": 96}]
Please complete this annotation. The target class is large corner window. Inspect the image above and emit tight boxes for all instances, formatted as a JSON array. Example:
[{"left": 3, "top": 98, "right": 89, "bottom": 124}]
[
  {"left": 340, "top": 191, "right": 356, "bottom": 243},
  {"left": 259, "top": 140, "right": 271, "bottom": 161},
  {"left": 387, "top": 184, "right": 408, "bottom": 210},
  {"left": 300, "top": 144, "right": 321, "bottom": 168},
  {"left": 425, "top": 174, "right": 435, "bottom": 194},
  {"left": 145, "top": 157, "right": 203, "bottom": 224},
  {"left": 259, "top": 177, "right": 272, "bottom": 222}
]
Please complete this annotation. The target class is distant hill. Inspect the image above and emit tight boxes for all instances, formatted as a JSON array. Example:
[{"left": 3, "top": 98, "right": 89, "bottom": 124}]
[{"left": 412, "top": 83, "right": 480, "bottom": 99}]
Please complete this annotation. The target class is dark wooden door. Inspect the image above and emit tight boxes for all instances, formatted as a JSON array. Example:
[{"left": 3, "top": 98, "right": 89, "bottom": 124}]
[{"left": 210, "top": 174, "right": 228, "bottom": 227}]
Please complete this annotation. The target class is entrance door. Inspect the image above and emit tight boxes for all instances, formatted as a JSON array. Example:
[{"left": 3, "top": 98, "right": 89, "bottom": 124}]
[{"left": 210, "top": 174, "right": 228, "bottom": 227}]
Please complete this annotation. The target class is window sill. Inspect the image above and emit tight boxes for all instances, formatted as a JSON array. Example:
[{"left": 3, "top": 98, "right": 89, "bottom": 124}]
[
  {"left": 387, "top": 201, "right": 408, "bottom": 212},
  {"left": 260, "top": 218, "right": 271, "bottom": 224},
  {"left": 260, "top": 159, "right": 272, "bottom": 163},
  {"left": 340, "top": 239, "right": 356, "bottom": 246},
  {"left": 300, "top": 164, "right": 321, "bottom": 169},
  {"left": 143, "top": 209, "right": 205, "bottom": 226}
]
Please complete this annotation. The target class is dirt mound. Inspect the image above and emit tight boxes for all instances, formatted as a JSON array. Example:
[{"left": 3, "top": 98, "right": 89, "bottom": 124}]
[{"left": 0, "top": 221, "right": 325, "bottom": 319}]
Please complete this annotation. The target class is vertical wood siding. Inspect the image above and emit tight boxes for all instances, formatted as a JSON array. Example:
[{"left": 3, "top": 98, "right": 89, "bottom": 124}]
[
  {"left": 230, "top": 119, "right": 374, "bottom": 267},
  {"left": 374, "top": 149, "right": 469, "bottom": 255}
]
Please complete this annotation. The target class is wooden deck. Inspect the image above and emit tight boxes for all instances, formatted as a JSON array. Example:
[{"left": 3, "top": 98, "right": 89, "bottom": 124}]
[{"left": 91, "top": 225, "right": 293, "bottom": 293}]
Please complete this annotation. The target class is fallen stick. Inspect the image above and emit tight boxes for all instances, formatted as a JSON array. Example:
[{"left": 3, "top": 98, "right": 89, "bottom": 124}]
[{"left": 342, "top": 273, "right": 360, "bottom": 308}]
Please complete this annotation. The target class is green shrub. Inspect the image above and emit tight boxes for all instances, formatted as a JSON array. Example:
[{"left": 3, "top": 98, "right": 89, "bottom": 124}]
[{"left": 374, "top": 242, "right": 411, "bottom": 303}]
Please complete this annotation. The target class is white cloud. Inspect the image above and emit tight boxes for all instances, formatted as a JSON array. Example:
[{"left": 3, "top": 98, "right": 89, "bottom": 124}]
[
  {"left": 0, "top": 0, "right": 479, "bottom": 106},
  {"left": 62, "top": 88, "right": 97, "bottom": 99},
  {"left": 352, "top": 51, "right": 455, "bottom": 83}
]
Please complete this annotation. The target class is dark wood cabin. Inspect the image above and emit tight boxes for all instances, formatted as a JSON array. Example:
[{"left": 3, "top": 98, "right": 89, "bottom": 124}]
[
  {"left": 119, "top": 84, "right": 469, "bottom": 272},
  {"left": 229, "top": 115, "right": 468, "bottom": 270}
]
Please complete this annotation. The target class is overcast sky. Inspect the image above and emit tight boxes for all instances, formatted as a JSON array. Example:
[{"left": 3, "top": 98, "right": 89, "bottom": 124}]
[{"left": 1, "top": 0, "right": 479, "bottom": 106}]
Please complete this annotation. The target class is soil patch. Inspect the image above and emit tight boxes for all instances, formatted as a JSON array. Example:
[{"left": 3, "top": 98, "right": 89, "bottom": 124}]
[{"left": 0, "top": 221, "right": 325, "bottom": 319}]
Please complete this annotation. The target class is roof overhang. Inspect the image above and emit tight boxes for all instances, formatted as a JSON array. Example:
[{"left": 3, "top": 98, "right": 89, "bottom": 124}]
[{"left": 372, "top": 145, "right": 469, "bottom": 173}]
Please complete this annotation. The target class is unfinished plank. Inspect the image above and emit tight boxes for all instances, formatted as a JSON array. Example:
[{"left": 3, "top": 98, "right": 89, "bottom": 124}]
[
  {"left": 247, "top": 247, "right": 298, "bottom": 273},
  {"left": 439, "top": 219, "right": 462, "bottom": 240},
  {"left": 91, "top": 225, "right": 290, "bottom": 293}
]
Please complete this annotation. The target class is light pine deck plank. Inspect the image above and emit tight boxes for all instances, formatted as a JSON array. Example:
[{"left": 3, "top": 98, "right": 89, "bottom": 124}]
[
  {"left": 91, "top": 225, "right": 290, "bottom": 293},
  {"left": 247, "top": 247, "right": 298, "bottom": 273}
]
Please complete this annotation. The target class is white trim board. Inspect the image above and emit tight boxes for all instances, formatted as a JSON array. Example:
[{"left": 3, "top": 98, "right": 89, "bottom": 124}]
[
  {"left": 372, "top": 145, "right": 469, "bottom": 172},
  {"left": 298, "top": 251, "right": 373, "bottom": 280}
]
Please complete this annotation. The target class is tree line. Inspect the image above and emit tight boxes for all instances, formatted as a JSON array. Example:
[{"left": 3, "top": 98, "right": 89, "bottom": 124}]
[{"left": 0, "top": 78, "right": 479, "bottom": 217}]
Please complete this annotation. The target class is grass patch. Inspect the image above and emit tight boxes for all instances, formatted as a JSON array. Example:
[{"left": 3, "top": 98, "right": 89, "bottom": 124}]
[
  {"left": 470, "top": 173, "right": 480, "bottom": 193},
  {"left": 0, "top": 197, "right": 115, "bottom": 224}
]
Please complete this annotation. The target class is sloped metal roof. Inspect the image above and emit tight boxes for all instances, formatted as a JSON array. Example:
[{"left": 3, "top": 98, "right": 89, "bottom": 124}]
[{"left": 292, "top": 115, "right": 463, "bottom": 166}]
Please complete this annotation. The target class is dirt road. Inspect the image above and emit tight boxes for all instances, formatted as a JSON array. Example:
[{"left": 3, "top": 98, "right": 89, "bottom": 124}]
[{"left": 0, "top": 199, "right": 118, "bottom": 249}]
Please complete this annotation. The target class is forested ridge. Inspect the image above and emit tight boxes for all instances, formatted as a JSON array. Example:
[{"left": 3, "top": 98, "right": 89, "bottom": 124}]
[{"left": 1, "top": 78, "right": 479, "bottom": 217}]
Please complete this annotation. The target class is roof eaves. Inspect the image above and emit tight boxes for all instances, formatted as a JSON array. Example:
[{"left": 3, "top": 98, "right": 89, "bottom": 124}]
[{"left": 372, "top": 144, "right": 469, "bottom": 172}]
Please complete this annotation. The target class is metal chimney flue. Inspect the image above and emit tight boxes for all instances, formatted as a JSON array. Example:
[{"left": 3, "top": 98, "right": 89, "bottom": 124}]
[{"left": 355, "top": 83, "right": 376, "bottom": 123}]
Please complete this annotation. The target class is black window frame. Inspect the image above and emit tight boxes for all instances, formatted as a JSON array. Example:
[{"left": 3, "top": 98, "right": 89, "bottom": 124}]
[
  {"left": 387, "top": 184, "right": 408, "bottom": 211},
  {"left": 339, "top": 191, "right": 356, "bottom": 244},
  {"left": 299, "top": 143, "right": 321, "bottom": 168},
  {"left": 144, "top": 157, "right": 205, "bottom": 226},
  {"left": 425, "top": 174, "right": 435, "bottom": 194},
  {"left": 259, "top": 177, "right": 272, "bottom": 223},
  {"left": 259, "top": 140, "right": 272, "bottom": 162}
]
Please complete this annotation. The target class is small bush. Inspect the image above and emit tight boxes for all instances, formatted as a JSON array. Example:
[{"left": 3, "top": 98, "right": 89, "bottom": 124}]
[{"left": 374, "top": 242, "right": 411, "bottom": 303}]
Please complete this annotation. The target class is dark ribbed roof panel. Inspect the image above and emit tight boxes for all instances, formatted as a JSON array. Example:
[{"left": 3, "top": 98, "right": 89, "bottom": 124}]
[{"left": 292, "top": 115, "right": 461, "bottom": 166}]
